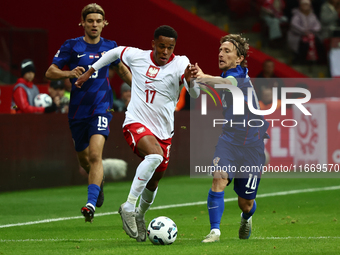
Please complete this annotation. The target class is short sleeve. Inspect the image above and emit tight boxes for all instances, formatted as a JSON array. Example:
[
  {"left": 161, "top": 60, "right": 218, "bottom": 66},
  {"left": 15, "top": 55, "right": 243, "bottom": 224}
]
[
  {"left": 52, "top": 40, "right": 72, "bottom": 69},
  {"left": 120, "top": 47, "right": 143, "bottom": 66},
  {"left": 178, "top": 56, "right": 190, "bottom": 75}
]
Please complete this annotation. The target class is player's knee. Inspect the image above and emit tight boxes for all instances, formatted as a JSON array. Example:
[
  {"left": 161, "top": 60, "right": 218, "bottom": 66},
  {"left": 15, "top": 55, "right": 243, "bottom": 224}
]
[
  {"left": 212, "top": 176, "right": 228, "bottom": 192},
  {"left": 144, "top": 154, "right": 163, "bottom": 169},
  {"left": 239, "top": 199, "right": 254, "bottom": 213},
  {"left": 88, "top": 150, "right": 102, "bottom": 165},
  {"left": 147, "top": 148, "right": 163, "bottom": 157}
]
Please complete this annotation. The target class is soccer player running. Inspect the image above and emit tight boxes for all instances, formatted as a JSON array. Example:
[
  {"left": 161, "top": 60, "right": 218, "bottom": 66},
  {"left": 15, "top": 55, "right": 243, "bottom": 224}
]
[
  {"left": 45, "top": 3, "right": 132, "bottom": 222},
  {"left": 191, "top": 34, "right": 269, "bottom": 242},
  {"left": 76, "top": 25, "right": 200, "bottom": 241}
]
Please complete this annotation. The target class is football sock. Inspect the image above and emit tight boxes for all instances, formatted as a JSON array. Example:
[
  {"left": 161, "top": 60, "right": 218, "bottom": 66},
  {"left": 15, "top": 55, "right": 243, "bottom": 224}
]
[
  {"left": 211, "top": 228, "right": 221, "bottom": 236},
  {"left": 136, "top": 187, "right": 158, "bottom": 218},
  {"left": 207, "top": 189, "right": 225, "bottom": 230},
  {"left": 87, "top": 184, "right": 101, "bottom": 210},
  {"left": 242, "top": 200, "right": 257, "bottom": 220},
  {"left": 124, "top": 154, "right": 163, "bottom": 212}
]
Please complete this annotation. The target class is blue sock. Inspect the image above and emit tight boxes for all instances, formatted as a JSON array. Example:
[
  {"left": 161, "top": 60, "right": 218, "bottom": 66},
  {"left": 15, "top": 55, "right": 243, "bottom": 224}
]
[
  {"left": 207, "top": 189, "right": 225, "bottom": 230},
  {"left": 87, "top": 184, "right": 101, "bottom": 208},
  {"left": 242, "top": 200, "right": 257, "bottom": 220}
]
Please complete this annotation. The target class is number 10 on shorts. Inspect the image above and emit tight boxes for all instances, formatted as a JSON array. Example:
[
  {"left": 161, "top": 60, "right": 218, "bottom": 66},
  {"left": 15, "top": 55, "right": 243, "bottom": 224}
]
[{"left": 245, "top": 173, "right": 257, "bottom": 190}]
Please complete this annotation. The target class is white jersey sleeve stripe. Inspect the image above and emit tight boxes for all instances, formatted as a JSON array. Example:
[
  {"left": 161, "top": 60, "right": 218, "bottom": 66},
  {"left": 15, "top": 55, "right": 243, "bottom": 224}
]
[{"left": 120, "top": 46, "right": 129, "bottom": 65}]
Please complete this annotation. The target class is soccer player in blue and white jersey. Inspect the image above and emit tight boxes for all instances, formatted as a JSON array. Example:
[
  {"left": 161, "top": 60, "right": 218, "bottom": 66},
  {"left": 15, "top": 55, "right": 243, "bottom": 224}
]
[
  {"left": 45, "top": 3, "right": 131, "bottom": 222},
  {"left": 191, "top": 34, "right": 269, "bottom": 242}
]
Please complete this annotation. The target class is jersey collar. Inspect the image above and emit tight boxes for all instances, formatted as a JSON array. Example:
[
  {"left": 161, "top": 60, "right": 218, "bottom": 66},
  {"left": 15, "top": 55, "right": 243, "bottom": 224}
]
[{"left": 150, "top": 51, "right": 175, "bottom": 66}]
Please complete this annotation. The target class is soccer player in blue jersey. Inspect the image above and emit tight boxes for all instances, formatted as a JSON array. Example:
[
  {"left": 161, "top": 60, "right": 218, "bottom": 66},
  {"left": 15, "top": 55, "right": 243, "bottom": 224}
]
[
  {"left": 191, "top": 34, "right": 269, "bottom": 242},
  {"left": 45, "top": 3, "right": 132, "bottom": 222}
]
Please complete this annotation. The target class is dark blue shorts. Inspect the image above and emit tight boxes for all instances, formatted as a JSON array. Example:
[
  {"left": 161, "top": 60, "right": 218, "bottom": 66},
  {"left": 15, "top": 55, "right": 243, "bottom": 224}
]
[
  {"left": 212, "top": 138, "right": 266, "bottom": 200},
  {"left": 69, "top": 113, "right": 113, "bottom": 152}
]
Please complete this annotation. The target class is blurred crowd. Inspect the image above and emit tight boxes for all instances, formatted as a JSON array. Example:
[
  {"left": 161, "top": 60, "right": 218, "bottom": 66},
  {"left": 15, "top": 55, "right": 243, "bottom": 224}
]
[
  {"left": 261, "top": 0, "right": 339, "bottom": 65},
  {"left": 197, "top": 0, "right": 340, "bottom": 66},
  {"left": 10, "top": 59, "right": 131, "bottom": 114}
]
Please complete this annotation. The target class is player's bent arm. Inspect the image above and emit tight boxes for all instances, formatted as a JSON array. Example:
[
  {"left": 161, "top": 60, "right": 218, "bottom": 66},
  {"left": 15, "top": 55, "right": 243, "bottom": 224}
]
[
  {"left": 92, "top": 46, "right": 126, "bottom": 71},
  {"left": 112, "top": 62, "right": 132, "bottom": 86},
  {"left": 183, "top": 78, "right": 200, "bottom": 99},
  {"left": 45, "top": 64, "right": 84, "bottom": 80},
  {"left": 191, "top": 62, "right": 237, "bottom": 91},
  {"left": 75, "top": 68, "right": 95, "bottom": 88},
  {"left": 197, "top": 76, "right": 237, "bottom": 91}
]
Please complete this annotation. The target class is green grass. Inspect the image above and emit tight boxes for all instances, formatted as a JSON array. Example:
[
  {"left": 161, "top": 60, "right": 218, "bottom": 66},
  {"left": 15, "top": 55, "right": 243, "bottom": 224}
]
[{"left": 1, "top": 176, "right": 339, "bottom": 254}]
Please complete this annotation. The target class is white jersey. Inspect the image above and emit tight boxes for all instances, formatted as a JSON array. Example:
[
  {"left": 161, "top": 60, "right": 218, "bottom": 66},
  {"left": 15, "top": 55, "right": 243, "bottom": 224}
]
[{"left": 120, "top": 47, "right": 189, "bottom": 140}]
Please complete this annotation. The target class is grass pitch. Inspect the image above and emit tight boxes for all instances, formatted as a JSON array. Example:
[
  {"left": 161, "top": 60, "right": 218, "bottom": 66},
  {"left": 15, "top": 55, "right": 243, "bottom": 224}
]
[{"left": 1, "top": 176, "right": 339, "bottom": 254}]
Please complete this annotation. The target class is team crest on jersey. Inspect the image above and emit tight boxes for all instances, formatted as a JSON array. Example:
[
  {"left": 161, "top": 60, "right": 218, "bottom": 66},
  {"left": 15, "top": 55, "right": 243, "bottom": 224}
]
[
  {"left": 213, "top": 157, "right": 220, "bottom": 166},
  {"left": 146, "top": 65, "right": 160, "bottom": 78},
  {"left": 137, "top": 127, "right": 146, "bottom": 134}
]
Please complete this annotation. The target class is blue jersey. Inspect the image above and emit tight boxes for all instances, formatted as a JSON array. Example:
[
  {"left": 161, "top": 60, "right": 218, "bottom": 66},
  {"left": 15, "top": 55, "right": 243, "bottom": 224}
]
[
  {"left": 220, "top": 65, "right": 269, "bottom": 147},
  {"left": 52, "top": 37, "right": 120, "bottom": 119}
]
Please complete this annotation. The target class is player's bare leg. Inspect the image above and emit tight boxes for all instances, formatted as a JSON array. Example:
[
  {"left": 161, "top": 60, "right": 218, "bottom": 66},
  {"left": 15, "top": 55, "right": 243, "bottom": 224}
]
[
  {"left": 238, "top": 196, "right": 255, "bottom": 239},
  {"left": 78, "top": 147, "right": 90, "bottom": 173},
  {"left": 135, "top": 171, "right": 165, "bottom": 242},
  {"left": 79, "top": 134, "right": 105, "bottom": 222},
  {"left": 202, "top": 171, "right": 229, "bottom": 243},
  {"left": 120, "top": 135, "right": 163, "bottom": 238},
  {"left": 87, "top": 134, "right": 105, "bottom": 186},
  {"left": 211, "top": 171, "right": 229, "bottom": 192}
]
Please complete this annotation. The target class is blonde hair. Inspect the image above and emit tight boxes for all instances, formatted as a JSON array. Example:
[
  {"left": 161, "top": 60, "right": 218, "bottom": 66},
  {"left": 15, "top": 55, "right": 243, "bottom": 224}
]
[
  {"left": 79, "top": 3, "right": 108, "bottom": 26},
  {"left": 220, "top": 34, "right": 249, "bottom": 67}
]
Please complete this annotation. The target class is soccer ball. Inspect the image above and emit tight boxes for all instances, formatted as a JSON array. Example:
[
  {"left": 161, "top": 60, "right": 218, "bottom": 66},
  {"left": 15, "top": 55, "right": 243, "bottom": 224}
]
[
  {"left": 147, "top": 216, "right": 177, "bottom": 245},
  {"left": 34, "top": 93, "right": 52, "bottom": 107}
]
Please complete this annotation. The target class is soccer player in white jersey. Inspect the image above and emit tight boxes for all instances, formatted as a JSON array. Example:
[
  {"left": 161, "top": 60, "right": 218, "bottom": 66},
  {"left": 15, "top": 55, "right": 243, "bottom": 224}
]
[{"left": 76, "top": 25, "right": 200, "bottom": 241}]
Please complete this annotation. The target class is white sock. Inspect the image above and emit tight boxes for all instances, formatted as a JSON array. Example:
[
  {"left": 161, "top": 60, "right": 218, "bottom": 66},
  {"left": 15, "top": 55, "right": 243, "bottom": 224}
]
[
  {"left": 123, "top": 154, "right": 163, "bottom": 212},
  {"left": 211, "top": 228, "right": 221, "bottom": 236},
  {"left": 86, "top": 203, "right": 95, "bottom": 212},
  {"left": 136, "top": 187, "right": 158, "bottom": 218}
]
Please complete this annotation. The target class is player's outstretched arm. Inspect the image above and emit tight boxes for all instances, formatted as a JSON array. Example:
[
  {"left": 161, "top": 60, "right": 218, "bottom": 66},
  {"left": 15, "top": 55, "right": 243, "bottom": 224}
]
[
  {"left": 191, "top": 63, "right": 234, "bottom": 90},
  {"left": 92, "top": 46, "right": 126, "bottom": 72},
  {"left": 45, "top": 64, "right": 85, "bottom": 80},
  {"left": 112, "top": 62, "right": 132, "bottom": 86},
  {"left": 75, "top": 46, "right": 127, "bottom": 88},
  {"left": 75, "top": 67, "right": 95, "bottom": 88}
]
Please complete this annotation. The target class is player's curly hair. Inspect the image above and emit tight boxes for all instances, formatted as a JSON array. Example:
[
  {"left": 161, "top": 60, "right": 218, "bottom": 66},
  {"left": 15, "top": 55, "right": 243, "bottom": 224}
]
[
  {"left": 154, "top": 25, "right": 178, "bottom": 41},
  {"left": 79, "top": 3, "right": 108, "bottom": 26},
  {"left": 220, "top": 34, "right": 249, "bottom": 67}
]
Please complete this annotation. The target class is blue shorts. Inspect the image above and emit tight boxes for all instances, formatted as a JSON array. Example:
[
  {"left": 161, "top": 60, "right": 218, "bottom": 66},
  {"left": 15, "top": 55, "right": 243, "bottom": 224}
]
[
  {"left": 212, "top": 138, "right": 266, "bottom": 200},
  {"left": 69, "top": 113, "right": 113, "bottom": 152}
]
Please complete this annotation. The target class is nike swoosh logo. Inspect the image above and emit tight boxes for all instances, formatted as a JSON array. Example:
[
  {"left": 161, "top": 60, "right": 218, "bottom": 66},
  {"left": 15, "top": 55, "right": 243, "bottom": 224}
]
[
  {"left": 119, "top": 207, "right": 137, "bottom": 237},
  {"left": 98, "top": 128, "right": 106, "bottom": 131},
  {"left": 208, "top": 206, "right": 219, "bottom": 210},
  {"left": 21, "top": 61, "right": 33, "bottom": 68},
  {"left": 77, "top": 54, "right": 86, "bottom": 58},
  {"left": 145, "top": 81, "right": 153, "bottom": 84},
  {"left": 245, "top": 190, "right": 255, "bottom": 194},
  {"left": 138, "top": 177, "right": 146, "bottom": 181}
]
